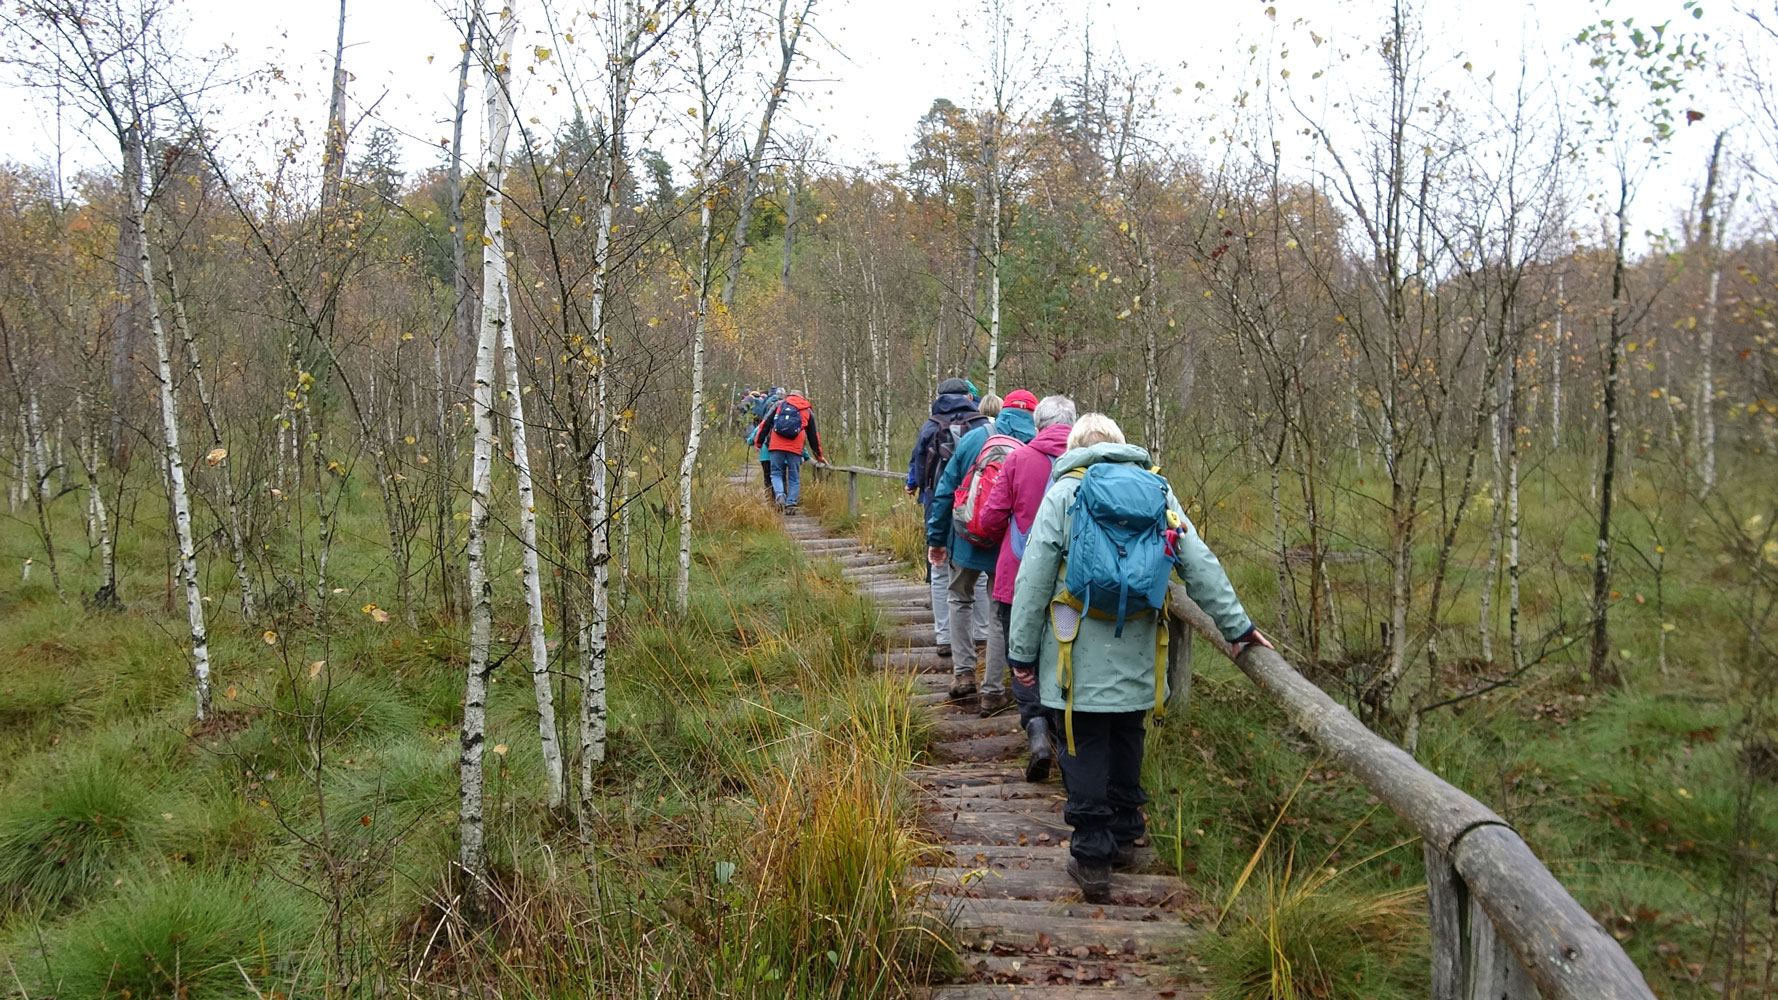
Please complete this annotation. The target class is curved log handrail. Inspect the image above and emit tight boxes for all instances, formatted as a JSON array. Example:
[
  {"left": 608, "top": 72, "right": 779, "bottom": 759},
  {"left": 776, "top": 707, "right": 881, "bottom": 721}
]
[{"left": 1166, "top": 585, "right": 1655, "bottom": 1000}]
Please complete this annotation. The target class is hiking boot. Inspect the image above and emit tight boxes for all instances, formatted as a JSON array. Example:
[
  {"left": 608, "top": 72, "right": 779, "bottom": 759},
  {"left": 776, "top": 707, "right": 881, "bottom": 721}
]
[
  {"left": 1113, "top": 844, "right": 1139, "bottom": 871},
  {"left": 935, "top": 645, "right": 952, "bottom": 659},
  {"left": 1024, "top": 717, "right": 1056, "bottom": 783},
  {"left": 783, "top": 503, "right": 799, "bottom": 515},
  {"left": 947, "top": 675, "right": 977, "bottom": 702},
  {"left": 977, "top": 691, "right": 1011, "bottom": 718},
  {"left": 1067, "top": 857, "right": 1112, "bottom": 904}
]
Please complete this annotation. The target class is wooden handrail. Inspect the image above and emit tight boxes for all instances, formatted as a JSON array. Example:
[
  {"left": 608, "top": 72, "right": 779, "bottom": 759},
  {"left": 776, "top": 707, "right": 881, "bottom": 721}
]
[
  {"left": 1165, "top": 585, "right": 1655, "bottom": 1000},
  {"left": 809, "top": 463, "right": 904, "bottom": 516}
]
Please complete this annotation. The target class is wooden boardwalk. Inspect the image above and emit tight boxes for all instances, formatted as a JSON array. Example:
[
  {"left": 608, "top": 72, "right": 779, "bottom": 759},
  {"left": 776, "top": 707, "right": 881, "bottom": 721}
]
[{"left": 769, "top": 493, "right": 1207, "bottom": 998}]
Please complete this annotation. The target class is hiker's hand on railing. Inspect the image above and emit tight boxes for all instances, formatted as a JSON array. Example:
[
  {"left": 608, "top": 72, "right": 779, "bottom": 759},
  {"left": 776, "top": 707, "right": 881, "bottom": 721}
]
[
  {"left": 927, "top": 546, "right": 948, "bottom": 567},
  {"left": 1230, "top": 626, "right": 1273, "bottom": 660}
]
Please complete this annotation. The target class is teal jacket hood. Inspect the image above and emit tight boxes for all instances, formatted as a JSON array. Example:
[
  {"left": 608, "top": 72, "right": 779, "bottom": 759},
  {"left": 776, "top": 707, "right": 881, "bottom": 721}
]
[
  {"left": 993, "top": 406, "right": 1036, "bottom": 441},
  {"left": 1052, "top": 441, "right": 1152, "bottom": 477}
]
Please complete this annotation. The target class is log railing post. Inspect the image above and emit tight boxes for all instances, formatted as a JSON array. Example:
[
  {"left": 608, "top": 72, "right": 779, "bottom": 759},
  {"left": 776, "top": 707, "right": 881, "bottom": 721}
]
[
  {"left": 1163, "top": 612, "right": 1191, "bottom": 715},
  {"left": 847, "top": 469, "right": 859, "bottom": 517},
  {"left": 1427, "top": 843, "right": 1538, "bottom": 1000}
]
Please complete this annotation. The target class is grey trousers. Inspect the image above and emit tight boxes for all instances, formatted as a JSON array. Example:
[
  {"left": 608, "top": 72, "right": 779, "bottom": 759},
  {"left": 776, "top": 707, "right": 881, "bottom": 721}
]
[
  {"left": 947, "top": 564, "right": 993, "bottom": 680},
  {"left": 931, "top": 560, "right": 988, "bottom": 647}
]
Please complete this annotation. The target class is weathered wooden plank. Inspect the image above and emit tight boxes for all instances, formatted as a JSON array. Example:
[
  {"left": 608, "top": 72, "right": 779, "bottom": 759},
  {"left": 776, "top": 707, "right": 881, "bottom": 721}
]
[
  {"left": 922, "top": 807, "right": 1072, "bottom": 843},
  {"left": 931, "top": 732, "right": 1028, "bottom": 762},
  {"left": 943, "top": 955, "right": 1184, "bottom": 991},
  {"left": 931, "top": 713, "right": 1023, "bottom": 740},
  {"left": 917, "top": 866, "right": 1189, "bottom": 907},
  {"left": 922, "top": 892, "right": 1181, "bottom": 923},
  {"left": 942, "top": 901, "right": 1190, "bottom": 954},
  {"left": 927, "top": 987, "right": 1203, "bottom": 1000}
]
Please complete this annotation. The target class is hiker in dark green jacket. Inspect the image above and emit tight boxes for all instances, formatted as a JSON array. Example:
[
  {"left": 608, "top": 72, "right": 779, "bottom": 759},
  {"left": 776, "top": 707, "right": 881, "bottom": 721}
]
[
  {"left": 1006, "top": 414, "right": 1270, "bottom": 903},
  {"left": 927, "top": 391, "right": 1037, "bottom": 702}
]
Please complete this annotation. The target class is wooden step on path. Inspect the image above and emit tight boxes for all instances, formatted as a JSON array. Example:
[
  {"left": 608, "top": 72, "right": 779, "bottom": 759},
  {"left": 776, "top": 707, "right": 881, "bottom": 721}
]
[{"left": 749, "top": 470, "right": 1207, "bottom": 999}]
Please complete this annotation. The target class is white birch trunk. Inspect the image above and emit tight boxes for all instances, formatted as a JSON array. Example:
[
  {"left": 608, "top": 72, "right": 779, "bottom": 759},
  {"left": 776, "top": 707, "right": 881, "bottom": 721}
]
[
  {"left": 134, "top": 158, "right": 210, "bottom": 720},
  {"left": 677, "top": 29, "right": 720, "bottom": 615},
  {"left": 986, "top": 179, "right": 1002, "bottom": 397},
  {"left": 1696, "top": 134, "right": 1727, "bottom": 497},
  {"left": 459, "top": 5, "right": 517, "bottom": 911},
  {"left": 163, "top": 246, "right": 256, "bottom": 620},
  {"left": 499, "top": 250, "right": 564, "bottom": 812},
  {"left": 1550, "top": 276, "right": 1564, "bottom": 450}
]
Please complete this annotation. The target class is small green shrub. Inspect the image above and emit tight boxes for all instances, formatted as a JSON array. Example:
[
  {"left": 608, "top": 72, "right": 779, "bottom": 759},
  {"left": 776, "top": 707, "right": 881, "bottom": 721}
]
[{"left": 45, "top": 869, "right": 315, "bottom": 1000}]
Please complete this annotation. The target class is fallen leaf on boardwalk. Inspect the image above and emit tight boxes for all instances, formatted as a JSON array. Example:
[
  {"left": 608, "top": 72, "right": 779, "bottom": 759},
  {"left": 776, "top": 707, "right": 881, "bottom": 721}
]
[{"left": 205, "top": 447, "right": 227, "bottom": 465}]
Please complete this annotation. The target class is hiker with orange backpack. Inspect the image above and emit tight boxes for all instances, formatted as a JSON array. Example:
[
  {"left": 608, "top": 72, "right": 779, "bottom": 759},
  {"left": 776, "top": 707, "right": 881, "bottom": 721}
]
[
  {"left": 752, "top": 390, "right": 825, "bottom": 511},
  {"left": 1006, "top": 414, "right": 1270, "bottom": 903},
  {"left": 927, "top": 388, "right": 1038, "bottom": 704}
]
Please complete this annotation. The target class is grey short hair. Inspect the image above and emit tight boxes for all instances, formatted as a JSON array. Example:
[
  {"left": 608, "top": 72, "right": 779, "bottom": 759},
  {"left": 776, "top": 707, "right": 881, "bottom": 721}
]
[
  {"left": 1034, "top": 395, "right": 1077, "bottom": 430},
  {"left": 978, "top": 392, "right": 1003, "bottom": 418},
  {"left": 1066, "top": 413, "right": 1125, "bottom": 450}
]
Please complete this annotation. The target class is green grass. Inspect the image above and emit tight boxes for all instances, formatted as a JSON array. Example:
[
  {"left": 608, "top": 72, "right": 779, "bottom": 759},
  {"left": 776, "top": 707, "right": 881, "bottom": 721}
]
[{"left": 40, "top": 870, "right": 317, "bottom": 1000}]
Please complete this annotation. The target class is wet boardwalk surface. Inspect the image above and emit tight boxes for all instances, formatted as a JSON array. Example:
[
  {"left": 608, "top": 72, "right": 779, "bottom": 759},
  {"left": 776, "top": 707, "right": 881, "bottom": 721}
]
[{"left": 759, "top": 481, "right": 1208, "bottom": 999}]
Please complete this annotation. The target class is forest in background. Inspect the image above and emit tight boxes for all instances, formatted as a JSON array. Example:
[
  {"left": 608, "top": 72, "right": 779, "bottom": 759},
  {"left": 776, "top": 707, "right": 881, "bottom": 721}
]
[{"left": 0, "top": 0, "right": 1776, "bottom": 997}]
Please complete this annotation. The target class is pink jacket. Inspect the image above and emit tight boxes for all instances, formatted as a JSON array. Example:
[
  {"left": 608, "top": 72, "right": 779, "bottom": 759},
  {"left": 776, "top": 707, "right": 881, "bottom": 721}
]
[{"left": 976, "top": 423, "right": 1073, "bottom": 604}]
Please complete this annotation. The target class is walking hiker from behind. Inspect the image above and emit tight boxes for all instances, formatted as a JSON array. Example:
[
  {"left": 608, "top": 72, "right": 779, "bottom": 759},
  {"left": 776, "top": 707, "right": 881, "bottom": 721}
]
[
  {"left": 906, "top": 377, "right": 990, "bottom": 655},
  {"left": 752, "top": 389, "right": 825, "bottom": 511},
  {"left": 928, "top": 388, "right": 1038, "bottom": 704},
  {"left": 1006, "top": 414, "right": 1271, "bottom": 903},
  {"left": 971, "top": 393, "right": 1075, "bottom": 778},
  {"left": 746, "top": 387, "right": 785, "bottom": 501}
]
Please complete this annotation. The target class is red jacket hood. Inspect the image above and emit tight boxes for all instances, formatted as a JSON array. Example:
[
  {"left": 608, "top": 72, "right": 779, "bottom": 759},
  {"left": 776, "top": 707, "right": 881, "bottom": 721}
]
[{"left": 782, "top": 394, "right": 812, "bottom": 410}]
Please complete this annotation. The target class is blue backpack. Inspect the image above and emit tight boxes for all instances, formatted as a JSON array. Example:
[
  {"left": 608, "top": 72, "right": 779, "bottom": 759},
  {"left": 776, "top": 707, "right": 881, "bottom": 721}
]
[
  {"left": 1059, "top": 463, "right": 1174, "bottom": 636},
  {"left": 772, "top": 401, "right": 804, "bottom": 437}
]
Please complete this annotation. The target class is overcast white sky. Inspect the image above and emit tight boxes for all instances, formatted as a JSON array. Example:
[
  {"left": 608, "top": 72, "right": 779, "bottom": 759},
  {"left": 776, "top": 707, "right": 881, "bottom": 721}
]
[{"left": 5, "top": 0, "right": 1768, "bottom": 238}]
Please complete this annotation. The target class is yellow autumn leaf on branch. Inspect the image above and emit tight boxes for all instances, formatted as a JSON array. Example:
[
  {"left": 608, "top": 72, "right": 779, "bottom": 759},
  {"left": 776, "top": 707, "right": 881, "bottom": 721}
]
[{"left": 205, "top": 447, "right": 227, "bottom": 466}]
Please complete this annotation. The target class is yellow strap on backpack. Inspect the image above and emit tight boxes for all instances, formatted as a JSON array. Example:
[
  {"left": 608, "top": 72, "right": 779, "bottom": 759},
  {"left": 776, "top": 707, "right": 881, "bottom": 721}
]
[{"left": 1049, "top": 600, "right": 1081, "bottom": 755}]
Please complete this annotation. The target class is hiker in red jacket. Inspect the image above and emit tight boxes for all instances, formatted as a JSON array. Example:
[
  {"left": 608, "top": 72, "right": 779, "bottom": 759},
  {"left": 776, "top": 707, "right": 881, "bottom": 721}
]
[
  {"left": 752, "top": 391, "right": 825, "bottom": 511},
  {"left": 972, "top": 394, "right": 1076, "bottom": 779}
]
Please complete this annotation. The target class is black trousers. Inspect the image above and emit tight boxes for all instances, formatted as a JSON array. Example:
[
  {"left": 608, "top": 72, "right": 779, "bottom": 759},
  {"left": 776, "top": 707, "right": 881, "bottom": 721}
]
[
  {"left": 1056, "top": 709, "right": 1149, "bottom": 866},
  {"left": 996, "top": 600, "right": 1043, "bottom": 727},
  {"left": 759, "top": 459, "right": 773, "bottom": 500}
]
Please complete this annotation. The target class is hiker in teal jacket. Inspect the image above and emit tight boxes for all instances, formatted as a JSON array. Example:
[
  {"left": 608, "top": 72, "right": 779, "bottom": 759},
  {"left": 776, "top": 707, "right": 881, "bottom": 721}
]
[
  {"left": 927, "top": 392, "right": 1037, "bottom": 701},
  {"left": 1006, "top": 415, "right": 1269, "bottom": 903}
]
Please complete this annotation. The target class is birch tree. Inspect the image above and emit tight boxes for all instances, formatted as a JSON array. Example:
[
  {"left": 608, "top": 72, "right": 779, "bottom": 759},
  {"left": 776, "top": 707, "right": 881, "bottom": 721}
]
[
  {"left": 459, "top": 1, "right": 517, "bottom": 913},
  {"left": 677, "top": 2, "right": 738, "bottom": 614}
]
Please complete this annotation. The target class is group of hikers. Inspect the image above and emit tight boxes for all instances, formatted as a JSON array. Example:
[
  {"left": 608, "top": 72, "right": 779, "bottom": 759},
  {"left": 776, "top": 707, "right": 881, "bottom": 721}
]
[
  {"left": 905, "top": 377, "right": 1270, "bottom": 903},
  {"left": 740, "top": 386, "right": 826, "bottom": 510},
  {"left": 741, "top": 378, "right": 1269, "bottom": 903}
]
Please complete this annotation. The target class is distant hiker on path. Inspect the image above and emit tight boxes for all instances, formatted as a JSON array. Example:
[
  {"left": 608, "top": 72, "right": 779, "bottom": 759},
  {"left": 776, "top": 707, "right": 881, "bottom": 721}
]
[
  {"left": 907, "top": 377, "right": 990, "bottom": 654},
  {"left": 746, "top": 387, "right": 785, "bottom": 502},
  {"left": 928, "top": 388, "right": 1038, "bottom": 704},
  {"left": 972, "top": 393, "right": 1076, "bottom": 779},
  {"left": 752, "top": 390, "right": 825, "bottom": 511},
  {"left": 1006, "top": 414, "right": 1271, "bottom": 903}
]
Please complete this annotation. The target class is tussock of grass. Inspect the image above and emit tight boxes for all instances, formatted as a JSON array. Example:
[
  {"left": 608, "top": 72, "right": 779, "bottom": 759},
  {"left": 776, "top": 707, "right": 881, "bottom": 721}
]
[
  {"left": 1206, "top": 856, "right": 1424, "bottom": 1000},
  {"left": 226, "top": 670, "right": 419, "bottom": 774},
  {"left": 0, "top": 757, "right": 156, "bottom": 911},
  {"left": 41, "top": 870, "right": 316, "bottom": 1000}
]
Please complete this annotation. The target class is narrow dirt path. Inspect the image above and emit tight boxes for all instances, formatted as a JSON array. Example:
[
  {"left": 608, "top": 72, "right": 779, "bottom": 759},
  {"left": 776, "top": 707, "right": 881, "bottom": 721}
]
[{"left": 747, "top": 471, "right": 1207, "bottom": 999}]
